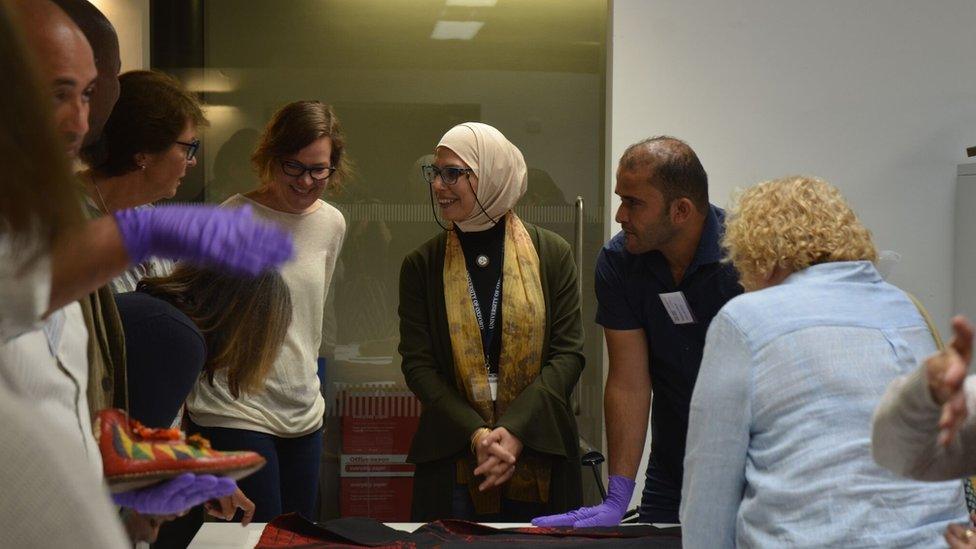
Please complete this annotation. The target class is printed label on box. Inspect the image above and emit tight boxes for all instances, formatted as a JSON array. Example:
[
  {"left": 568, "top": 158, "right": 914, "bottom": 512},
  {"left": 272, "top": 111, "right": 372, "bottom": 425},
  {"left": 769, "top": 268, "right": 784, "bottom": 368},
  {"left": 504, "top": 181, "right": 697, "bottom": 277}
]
[
  {"left": 340, "top": 477, "right": 413, "bottom": 522},
  {"left": 340, "top": 390, "right": 421, "bottom": 455}
]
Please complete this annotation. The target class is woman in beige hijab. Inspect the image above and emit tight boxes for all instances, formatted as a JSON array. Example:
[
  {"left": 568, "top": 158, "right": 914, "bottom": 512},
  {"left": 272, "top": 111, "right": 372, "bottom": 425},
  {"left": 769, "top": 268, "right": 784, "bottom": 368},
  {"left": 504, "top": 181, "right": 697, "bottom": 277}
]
[{"left": 398, "top": 122, "right": 584, "bottom": 521}]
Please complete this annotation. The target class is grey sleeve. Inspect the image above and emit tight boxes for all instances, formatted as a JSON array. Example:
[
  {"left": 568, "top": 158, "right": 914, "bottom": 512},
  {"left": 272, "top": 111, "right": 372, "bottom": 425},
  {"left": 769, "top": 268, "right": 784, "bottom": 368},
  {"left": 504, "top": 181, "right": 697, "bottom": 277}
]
[{"left": 871, "top": 367, "right": 976, "bottom": 481}]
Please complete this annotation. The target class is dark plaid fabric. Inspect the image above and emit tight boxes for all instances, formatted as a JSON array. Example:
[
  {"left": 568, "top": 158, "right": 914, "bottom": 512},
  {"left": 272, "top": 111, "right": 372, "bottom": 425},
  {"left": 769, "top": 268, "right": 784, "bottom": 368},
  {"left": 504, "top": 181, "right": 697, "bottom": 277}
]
[{"left": 256, "top": 514, "right": 681, "bottom": 548}]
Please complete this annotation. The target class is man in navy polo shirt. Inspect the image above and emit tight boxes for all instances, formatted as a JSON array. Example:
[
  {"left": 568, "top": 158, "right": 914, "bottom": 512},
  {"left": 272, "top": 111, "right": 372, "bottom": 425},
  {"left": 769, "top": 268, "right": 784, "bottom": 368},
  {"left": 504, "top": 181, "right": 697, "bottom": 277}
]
[{"left": 534, "top": 136, "right": 742, "bottom": 527}]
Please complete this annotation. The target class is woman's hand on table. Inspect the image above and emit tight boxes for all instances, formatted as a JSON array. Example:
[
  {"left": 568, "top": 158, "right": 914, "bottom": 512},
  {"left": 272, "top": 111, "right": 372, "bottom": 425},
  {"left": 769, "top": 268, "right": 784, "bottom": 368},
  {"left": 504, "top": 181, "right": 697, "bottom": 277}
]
[
  {"left": 474, "top": 427, "right": 522, "bottom": 491},
  {"left": 204, "top": 487, "right": 256, "bottom": 525}
]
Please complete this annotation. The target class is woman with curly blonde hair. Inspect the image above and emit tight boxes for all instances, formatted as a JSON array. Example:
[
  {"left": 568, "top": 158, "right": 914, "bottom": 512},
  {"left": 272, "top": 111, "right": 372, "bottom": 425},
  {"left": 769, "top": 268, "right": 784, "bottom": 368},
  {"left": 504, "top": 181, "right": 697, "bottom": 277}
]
[{"left": 680, "top": 176, "right": 967, "bottom": 548}]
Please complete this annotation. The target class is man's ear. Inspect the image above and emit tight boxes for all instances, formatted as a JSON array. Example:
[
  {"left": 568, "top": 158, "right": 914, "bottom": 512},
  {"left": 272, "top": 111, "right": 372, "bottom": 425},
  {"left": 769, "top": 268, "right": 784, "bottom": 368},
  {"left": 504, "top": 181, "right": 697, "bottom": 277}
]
[{"left": 670, "top": 197, "right": 694, "bottom": 224}]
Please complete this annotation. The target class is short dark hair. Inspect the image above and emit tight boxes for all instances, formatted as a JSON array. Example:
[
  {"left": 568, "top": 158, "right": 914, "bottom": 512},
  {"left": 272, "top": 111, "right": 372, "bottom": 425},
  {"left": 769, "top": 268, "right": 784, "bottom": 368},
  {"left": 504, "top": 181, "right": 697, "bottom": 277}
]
[
  {"left": 49, "top": 0, "right": 117, "bottom": 70},
  {"left": 86, "top": 70, "right": 207, "bottom": 175},
  {"left": 619, "top": 136, "right": 709, "bottom": 212},
  {"left": 251, "top": 100, "right": 350, "bottom": 194}
]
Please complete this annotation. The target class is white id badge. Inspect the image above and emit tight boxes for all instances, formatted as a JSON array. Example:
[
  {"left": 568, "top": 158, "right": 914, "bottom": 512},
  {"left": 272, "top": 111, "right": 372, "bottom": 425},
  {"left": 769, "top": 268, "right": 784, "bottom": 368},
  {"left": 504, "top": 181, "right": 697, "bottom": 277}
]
[
  {"left": 659, "top": 291, "right": 696, "bottom": 325},
  {"left": 487, "top": 372, "right": 499, "bottom": 401}
]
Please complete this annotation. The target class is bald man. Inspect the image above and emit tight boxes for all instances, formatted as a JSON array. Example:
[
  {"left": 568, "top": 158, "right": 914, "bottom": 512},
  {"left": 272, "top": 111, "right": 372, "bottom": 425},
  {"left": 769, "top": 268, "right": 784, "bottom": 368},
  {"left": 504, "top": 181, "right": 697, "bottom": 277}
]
[
  {"left": 51, "top": 0, "right": 120, "bottom": 155},
  {"left": 6, "top": 0, "right": 277, "bottom": 542},
  {"left": 7, "top": 0, "right": 111, "bottom": 462},
  {"left": 17, "top": 0, "right": 96, "bottom": 158},
  {"left": 14, "top": 0, "right": 129, "bottom": 437}
]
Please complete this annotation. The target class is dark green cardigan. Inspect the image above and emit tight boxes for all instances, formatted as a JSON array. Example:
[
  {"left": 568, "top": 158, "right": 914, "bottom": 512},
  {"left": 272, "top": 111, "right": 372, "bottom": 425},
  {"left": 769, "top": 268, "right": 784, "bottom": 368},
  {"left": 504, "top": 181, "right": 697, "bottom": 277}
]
[{"left": 398, "top": 221, "right": 584, "bottom": 521}]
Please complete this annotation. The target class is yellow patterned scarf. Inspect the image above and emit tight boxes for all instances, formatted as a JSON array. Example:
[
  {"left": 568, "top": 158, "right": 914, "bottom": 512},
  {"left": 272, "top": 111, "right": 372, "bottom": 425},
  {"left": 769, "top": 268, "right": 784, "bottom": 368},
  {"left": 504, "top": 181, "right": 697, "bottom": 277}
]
[{"left": 444, "top": 212, "right": 550, "bottom": 514}]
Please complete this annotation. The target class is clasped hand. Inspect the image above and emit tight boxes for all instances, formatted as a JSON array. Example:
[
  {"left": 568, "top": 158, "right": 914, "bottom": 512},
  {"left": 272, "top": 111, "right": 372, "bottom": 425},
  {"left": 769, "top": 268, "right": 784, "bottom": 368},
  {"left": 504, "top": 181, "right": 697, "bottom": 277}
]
[{"left": 472, "top": 426, "right": 523, "bottom": 492}]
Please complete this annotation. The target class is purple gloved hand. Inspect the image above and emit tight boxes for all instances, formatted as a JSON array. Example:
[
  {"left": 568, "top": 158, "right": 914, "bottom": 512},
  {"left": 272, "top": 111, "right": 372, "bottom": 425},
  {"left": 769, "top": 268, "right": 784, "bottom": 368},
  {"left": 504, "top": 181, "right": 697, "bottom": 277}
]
[
  {"left": 113, "top": 204, "right": 294, "bottom": 276},
  {"left": 531, "top": 475, "right": 635, "bottom": 528},
  {"left": 112, "top": 473, "right": 237, "bottom": 516}
]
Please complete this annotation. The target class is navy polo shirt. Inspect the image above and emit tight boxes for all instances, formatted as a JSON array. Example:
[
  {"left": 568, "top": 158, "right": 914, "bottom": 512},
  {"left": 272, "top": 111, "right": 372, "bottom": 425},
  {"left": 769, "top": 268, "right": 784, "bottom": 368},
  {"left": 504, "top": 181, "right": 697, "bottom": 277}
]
[{"left": 595, "top": 205, "right": 742, "bottom": 499}]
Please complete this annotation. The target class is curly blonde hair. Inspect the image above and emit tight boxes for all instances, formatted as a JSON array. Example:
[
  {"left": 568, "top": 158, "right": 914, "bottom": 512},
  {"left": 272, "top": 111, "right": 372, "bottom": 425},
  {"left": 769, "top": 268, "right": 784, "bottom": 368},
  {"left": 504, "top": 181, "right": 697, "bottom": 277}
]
[{"left": 723, "top": 176, "right": 878, "bottom": 291}]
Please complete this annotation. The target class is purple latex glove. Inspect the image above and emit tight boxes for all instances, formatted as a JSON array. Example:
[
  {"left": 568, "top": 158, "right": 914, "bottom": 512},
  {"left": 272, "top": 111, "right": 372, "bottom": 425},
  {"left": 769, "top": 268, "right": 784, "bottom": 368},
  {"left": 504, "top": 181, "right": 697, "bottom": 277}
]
[
  {"left": 112, "top": 473, "right": 236, "bottom": 516},
  {"left": 531, "top": 475, "right": 635, "bottom": 528},
  {"left": 113, "top": 204, "right": 294, "bottom": 276}
]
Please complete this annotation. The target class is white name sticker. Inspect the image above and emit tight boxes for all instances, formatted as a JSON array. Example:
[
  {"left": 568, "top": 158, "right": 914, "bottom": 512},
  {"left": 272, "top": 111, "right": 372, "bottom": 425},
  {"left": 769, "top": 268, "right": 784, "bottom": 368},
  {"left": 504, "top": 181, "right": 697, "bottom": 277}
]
[
  {"left": 488, "top": 372, "right": 498, "bottom": 402},
  {"left": 659, "top": 291, "right": 696, "bottom": 325}
]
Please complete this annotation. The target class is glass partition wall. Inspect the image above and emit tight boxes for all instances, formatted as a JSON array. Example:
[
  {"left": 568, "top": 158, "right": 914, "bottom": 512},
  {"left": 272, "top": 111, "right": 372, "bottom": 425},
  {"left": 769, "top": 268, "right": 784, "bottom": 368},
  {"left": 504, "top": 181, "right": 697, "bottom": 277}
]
[{"left": 152, "top": 0, "right": 607, "bottom": 521}]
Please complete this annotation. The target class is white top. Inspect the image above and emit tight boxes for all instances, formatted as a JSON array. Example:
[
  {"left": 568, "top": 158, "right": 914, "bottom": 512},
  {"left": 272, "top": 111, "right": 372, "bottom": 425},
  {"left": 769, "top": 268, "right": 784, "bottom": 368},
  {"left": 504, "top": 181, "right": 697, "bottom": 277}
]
[
  {"left": 0, "top": 239, "right": 125, "bottom": 547},
  {"left": 0, "top": 380, "right": 127, "bottom": 549},
  {"left": 0, "top": 235, "right": 50, "bottom": 341},
  {"left": 0, "top": 302, "right": 102, "bottom": 477},
  {"left": 187, "top": 194, "right": 346, "bottom": 436}
]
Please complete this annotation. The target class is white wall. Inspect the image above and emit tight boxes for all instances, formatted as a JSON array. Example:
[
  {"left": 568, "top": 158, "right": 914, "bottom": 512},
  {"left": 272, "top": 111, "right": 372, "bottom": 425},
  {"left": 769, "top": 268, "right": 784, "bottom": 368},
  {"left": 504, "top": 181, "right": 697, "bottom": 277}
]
[{"left": 610, "top": 0, "right": 976, "bottom": 510}]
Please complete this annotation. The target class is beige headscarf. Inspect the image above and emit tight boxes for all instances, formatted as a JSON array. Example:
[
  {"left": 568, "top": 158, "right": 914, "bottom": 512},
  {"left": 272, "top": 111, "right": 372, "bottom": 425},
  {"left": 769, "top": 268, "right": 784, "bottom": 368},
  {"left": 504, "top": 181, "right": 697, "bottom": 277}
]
[{"left": 436, "top": 122, "right": 527, "bottom": 232}]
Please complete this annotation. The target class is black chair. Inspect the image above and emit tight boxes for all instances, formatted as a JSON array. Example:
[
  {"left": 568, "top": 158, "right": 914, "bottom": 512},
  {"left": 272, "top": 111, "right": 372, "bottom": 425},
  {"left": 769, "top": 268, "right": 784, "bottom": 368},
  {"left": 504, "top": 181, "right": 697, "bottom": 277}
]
[{"left": 579, "top": 444, "right": 640, "bottom": 523}]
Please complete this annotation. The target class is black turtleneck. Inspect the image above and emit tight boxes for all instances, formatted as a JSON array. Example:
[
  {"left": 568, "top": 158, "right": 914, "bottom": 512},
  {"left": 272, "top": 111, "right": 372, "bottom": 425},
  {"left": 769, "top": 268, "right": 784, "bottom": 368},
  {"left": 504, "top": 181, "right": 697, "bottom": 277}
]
[{"left": 455, "top": 219, "right": 506, "bottom": 374}]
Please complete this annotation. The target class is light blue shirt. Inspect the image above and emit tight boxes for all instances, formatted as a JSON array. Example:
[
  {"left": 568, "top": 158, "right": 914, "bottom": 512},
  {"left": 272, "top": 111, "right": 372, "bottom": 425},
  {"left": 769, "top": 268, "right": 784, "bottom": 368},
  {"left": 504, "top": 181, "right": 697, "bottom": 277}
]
[{"left": 681, "top": 261, "right": 967, "bottom": 548}]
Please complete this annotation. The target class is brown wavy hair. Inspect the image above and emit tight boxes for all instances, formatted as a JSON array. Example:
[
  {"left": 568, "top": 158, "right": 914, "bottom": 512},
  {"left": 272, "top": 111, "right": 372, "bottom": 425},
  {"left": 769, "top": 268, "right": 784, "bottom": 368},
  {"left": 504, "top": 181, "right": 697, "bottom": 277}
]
[
  {"left": 723, "top": 175, "right": 878, "bottom": 291},
  {"left": 251, "top": 100, "right": 350, "bottom": 194},
  {"left": 0, "top": 0, "right": 83, "bottom": 255},
  {"left": 139, "top": 266, "right": 292, "bottom": 398}
]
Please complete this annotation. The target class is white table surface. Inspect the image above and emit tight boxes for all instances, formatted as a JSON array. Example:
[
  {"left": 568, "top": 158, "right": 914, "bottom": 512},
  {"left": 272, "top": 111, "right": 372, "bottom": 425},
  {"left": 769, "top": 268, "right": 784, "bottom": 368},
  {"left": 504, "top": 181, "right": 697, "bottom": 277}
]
[{"left": 187, "top": 522, "right": 533, "bottom": 548}]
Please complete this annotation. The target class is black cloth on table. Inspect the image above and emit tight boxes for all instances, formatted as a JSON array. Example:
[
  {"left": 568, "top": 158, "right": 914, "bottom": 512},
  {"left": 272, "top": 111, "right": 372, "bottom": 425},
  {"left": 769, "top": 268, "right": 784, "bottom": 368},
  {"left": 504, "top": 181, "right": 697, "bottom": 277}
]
[{"left": 255, "top": 514, "right": 681, "bottom": 548}]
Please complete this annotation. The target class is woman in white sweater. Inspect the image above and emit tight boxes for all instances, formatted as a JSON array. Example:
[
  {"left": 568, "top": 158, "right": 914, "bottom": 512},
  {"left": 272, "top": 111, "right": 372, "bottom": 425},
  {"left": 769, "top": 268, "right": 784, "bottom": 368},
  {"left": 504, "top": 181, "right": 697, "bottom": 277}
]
[{"left": 185, "top": 100, "right": 347, "bottom": 522}]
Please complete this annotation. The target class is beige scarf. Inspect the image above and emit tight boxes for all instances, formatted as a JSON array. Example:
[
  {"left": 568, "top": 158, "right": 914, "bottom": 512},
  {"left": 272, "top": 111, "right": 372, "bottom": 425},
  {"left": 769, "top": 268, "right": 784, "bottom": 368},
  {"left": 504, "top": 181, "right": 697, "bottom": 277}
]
[
  {"left": 437, "top": 122, "right": 527, "bottom": 233},
  {"left": 444, "top": 212, "right": 550, "bottom": 514}
]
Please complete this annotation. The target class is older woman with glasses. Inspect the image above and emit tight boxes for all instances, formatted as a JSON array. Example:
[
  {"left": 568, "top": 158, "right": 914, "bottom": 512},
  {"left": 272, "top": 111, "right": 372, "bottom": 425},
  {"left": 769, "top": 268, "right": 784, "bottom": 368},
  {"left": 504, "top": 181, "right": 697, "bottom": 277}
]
[
  {"left": 183, "top": 100, "right": 347, "bottom": 522},
  {"left": 399, "top": 122, "right": 584, "bottom": 521},
  {"left": 79, "top": 69, "right": 208, "bottom": 293}
]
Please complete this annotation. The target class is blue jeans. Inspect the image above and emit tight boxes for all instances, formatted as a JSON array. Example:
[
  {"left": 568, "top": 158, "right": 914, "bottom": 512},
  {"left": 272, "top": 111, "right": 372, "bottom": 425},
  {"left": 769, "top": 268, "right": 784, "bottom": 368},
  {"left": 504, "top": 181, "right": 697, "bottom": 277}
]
[
  {"left": 638, "top": 463, "right": 681, "bottom": 524},
  {"left": 187, "top": 420, "right": 323, "bottom": 522}
]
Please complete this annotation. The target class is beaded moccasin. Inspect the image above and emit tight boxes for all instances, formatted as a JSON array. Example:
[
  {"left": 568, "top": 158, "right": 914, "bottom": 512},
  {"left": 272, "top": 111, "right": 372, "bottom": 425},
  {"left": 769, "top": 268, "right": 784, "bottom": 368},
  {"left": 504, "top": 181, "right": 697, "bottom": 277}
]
[{"left": 96, "top": 408, "right": 266, "bottom": 493}]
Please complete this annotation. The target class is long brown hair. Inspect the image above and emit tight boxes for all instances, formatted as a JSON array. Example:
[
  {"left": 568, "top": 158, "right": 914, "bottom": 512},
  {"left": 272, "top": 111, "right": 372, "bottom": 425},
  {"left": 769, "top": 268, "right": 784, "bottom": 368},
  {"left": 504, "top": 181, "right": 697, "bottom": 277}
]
[
  {"left": 139, "top": 266, "right": 293, "bottom": 398},
  {"left": 0, "top": 0, "right": 83, "bottom": 255}
]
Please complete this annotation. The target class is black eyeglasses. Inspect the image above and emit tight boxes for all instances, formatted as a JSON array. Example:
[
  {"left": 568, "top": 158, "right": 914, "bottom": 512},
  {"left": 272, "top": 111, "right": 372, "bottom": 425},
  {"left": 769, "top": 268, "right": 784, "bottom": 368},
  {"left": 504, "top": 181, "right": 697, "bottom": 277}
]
[
  {"left": 280, "top": 159, "right": 337, "bottom": 181},
  {"left": 175, "top": 138, "right": 200, "bottom": 161},
  {"left": 421, "top": 164, "right": 474, "bottom": 186}
]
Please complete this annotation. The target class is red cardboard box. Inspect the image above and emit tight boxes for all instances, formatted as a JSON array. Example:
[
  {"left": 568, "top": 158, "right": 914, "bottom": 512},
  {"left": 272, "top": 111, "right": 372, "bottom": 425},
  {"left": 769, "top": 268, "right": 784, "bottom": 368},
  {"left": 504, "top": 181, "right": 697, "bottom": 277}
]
[
  {"left": 339, "top": 390, "right": 420, "bottom": 455},
  {"left": 339, "top": 477, "right": 414, "bottom": 522},
  {"left": 338, "top": 389, "right": 420, "bottom": 520}
]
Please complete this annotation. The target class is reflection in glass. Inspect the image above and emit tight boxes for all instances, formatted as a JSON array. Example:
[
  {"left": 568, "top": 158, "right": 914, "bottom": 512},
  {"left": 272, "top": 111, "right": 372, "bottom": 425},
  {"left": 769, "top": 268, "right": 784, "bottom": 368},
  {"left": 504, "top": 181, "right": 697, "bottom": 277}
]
[{"left": 153, "top": 0, "right": 608, "bottom": 522}]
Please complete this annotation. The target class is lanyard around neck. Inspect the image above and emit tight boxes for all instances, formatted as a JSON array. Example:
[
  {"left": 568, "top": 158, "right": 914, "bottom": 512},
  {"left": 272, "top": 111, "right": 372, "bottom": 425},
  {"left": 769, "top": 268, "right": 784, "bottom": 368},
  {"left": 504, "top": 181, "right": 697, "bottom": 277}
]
[{"left": 466, "top": 273, "right": 501, "bottom": 371}]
